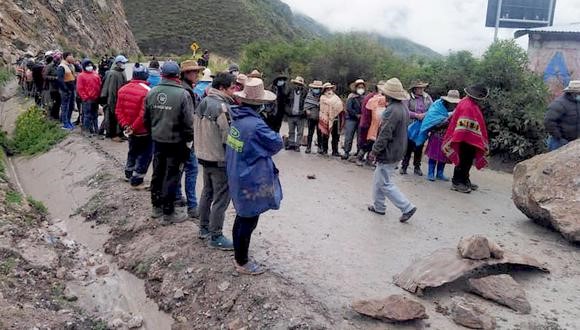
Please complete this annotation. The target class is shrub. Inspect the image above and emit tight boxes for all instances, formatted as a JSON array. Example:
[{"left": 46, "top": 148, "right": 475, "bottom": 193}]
[
  {"left": 6, "top": 191, "right": 22, "bottom": 204},
  {"left": 11, "top": 106, "right": 67, "bottom": 155},
  {"left": 27, "top": 196, "right": 48, "bottom": 215}
]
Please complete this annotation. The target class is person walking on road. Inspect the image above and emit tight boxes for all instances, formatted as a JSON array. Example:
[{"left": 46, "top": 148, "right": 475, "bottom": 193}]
[
  {"left": 116, "top": 63, "right": 152, "bottom": 189},
  {"left": 443, "top": 84, "right": 490, "bottom": 193},
  {"left": 175, "top": 60, "right": 205, "bottom": 218},
  {"left": 57, "top": 51, "right": 77, "bottom": 130},
  {"left": 101, "top": 55, "right": 128, "bottom": 142},
  {"left": 226, "top": 77, "right": 283, "bottom": 275},
  {"left": 400, "top": 80, "right": 433, "bottom": 176},
  {"left": 285, "top": 76, "right": 307, "bottom": 151},
  {"left": 304, "top": 80, "right": 323, "bottom": 154},
  {"left": 368, "top": 78, "right": 417, "bottom": 223},
  {"left": 76, "top": 59, "right": 102, "bottom": 135},
  {"left": 319, "top": 82, "right": 344, "bottom": 157},
  {"left": 144, "top": 61, "right": 194, "bottom": 224},
  {"left": 194, "top": 72, "right": 237, "bottom": 250},
  {"left": 544, "top": 80, "right": 580, "bottom": 151},
  {"left": 343, "top": 79, "right": 367, "bottom": 160}
]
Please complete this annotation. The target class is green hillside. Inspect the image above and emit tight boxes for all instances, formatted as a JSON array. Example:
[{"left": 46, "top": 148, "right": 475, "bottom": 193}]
[{"left": 122, "top": 0, "right": 439, "bottom": 59}]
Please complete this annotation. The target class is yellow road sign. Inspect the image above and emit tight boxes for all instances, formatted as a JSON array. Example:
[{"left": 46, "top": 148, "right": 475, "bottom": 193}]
[{"left": 190, "top": 42, "right": 199, "bottom": 52}]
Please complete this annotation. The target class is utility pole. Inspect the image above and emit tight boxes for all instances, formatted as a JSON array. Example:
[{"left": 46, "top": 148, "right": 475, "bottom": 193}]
[{"left": 494, "top": 0, "right": 503, "bottom": 41}]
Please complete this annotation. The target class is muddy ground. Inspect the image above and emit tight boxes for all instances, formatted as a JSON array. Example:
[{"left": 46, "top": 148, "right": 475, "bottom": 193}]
[{"left": 2, "top": 79, "right": 580, "bottom": 329}]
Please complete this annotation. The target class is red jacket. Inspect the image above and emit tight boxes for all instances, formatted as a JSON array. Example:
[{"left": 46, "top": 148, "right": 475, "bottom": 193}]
[
  {"left": 115, "top": 80, "right": 151, "bottom": 136},
  {"left": 76, "top": 71, "right": 102, "bottom": 101}
]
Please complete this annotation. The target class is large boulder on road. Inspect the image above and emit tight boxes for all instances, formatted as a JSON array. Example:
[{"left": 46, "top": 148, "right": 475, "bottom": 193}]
[{"left": 512, "top": 140, "right": 580, "bottom": 243}]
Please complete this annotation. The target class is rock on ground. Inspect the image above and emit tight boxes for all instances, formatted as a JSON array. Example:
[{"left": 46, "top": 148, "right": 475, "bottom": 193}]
[
  {"left": 513, "top": 140, "right": 580, "bottom": 243},
  {"left": 352, "top": 295, "right": 428, "bottom": 322},
  {"left": 450, "top": 296, "right": 496, "bottom": 329},
  {"left": 469, "top": 274, "right": 531, "bottom": 314},
  {"left": 458, "top": 235, "right": 491, "bottom": 260}
]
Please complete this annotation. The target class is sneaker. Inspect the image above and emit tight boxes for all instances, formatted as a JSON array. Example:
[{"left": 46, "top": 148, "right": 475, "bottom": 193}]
[
  {"left": 235, "top": 261, "right": 265, "bottom": 275},
  {"left": 305, "top": 148, "right": 311, "bottom": 154},
  {"left": 414, "top": 166, "right": 423, "bottom": 176},
  {"left": 400, "top": 207, "right": 417, "bottom": 223},
  {"left": 187, "top": 207, "right": 199, "bottom": 219},
  {"left": 163, "top": 209, "right": 187, "bottom": 225},
  {"left": 198, "top": 228, "right": 210, "bottom": 239},
  {"left": 294, "top": 147, "right": 301, "bottom": 152},
  {"left": 331, "top": 151, "right": 340, "bottom": 157},
  {"left": 436, "top": 174, "right": 450, "bottom": 182},
  {"left": 399, "top": 166, "right": 408, "bottom": 175},
  {"left": 208, "top": 235, "right": 234, "bottom": 251},
  {"left": 367, "top": 205, "right": 386, "bottom": 215},
  {"left": 131, "top": 182, "right": 148, "bottom": 190},
  {"left": 469, "top": 182, "right": 479, "bottom": 191},
  {"left": 151, "top": 207, "right": 163, "bottom": 219},
  {"left": 174, "top": 198, "right": 187, "bottom": 208},
  {"left": 452, "top": 183, "right": 472, "bottom": 193},
  {"left": 427, "top": 173, "right": 436, "bottom": 182},
  {"left": 356, "top": 159, "right": 364, "bottom": 167},
  {"left": 124, "top": 171, "right": 132, "bottom": 182},
  {"left": 341, "top": 153, "right": 349, "bottom": 160}
]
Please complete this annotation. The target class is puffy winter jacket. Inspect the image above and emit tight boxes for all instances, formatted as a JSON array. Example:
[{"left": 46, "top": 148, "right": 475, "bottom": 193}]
[
  {"left": 147, "top": 69, "right": 161, "bottom": 87},
  {"left": 76, "top": 71, "right": 102, "bottom": 101},
  {"left": 545, "top": 93, "right": 579, "bottom": 142},
  {"left": 225, "top": 105, "right": 284, "bottom": 217},
  {"left": 116, "top": 80, "right": 152, "bottom": 136}
]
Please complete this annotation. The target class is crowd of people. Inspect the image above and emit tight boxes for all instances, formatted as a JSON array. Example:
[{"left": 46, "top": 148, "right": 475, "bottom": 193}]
[{"left": 12, "top": 48, "right": 580, "bottom": 275}]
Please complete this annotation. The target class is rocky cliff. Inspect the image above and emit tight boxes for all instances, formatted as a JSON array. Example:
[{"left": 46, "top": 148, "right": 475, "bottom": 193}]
[{"left": 0, "top": 0, "right": 140, "bottom": 64}]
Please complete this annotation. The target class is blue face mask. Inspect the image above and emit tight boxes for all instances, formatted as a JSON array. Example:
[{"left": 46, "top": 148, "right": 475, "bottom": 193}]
[
  {"left": 312, "top": 89, "right": 321, "bottom": 95},
  {"left": 276, "top": 80, "right": 286, "bottom": 87}
]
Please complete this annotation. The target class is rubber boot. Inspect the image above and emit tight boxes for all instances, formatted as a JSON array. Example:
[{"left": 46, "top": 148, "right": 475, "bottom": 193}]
[
  {"left": 427, "top": 159, "right": 436, "bottom": 181},
  {"left": 436, "top": 162, "right": 449, "bottom": 181}
]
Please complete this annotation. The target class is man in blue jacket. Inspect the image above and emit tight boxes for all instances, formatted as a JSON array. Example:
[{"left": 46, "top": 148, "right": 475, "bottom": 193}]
[{"left": 226, "top": 77, "right": 283, "bottom": 275}]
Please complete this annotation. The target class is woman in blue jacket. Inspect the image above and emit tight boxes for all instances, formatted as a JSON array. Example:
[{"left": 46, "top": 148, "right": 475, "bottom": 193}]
[{"left": 226, "top": 78, "right": 283, "bottom": 275}]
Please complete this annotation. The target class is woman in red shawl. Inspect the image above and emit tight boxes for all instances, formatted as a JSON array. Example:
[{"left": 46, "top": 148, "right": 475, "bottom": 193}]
[{"left": 442, "top": 84, "right": 490, "bottom": 193}]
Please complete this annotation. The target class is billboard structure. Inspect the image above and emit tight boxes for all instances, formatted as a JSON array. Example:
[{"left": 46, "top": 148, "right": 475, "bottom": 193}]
[{"left": 486, "top": 0, "right": 557, "bottom": 39}]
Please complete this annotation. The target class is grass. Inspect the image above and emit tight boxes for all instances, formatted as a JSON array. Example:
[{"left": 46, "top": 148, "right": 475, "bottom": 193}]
[
  {"left": 11, "top": 106, "right": 67, "bottom": 155},
  {"left": 0, "top": 257, "right": 17, "bottom": 275},
  {"left": 27, "top": 196, "right": 48, "bottom": 214},
  {"left": 0, "top": 66, "right": 11, "bottom": 86},
  {"left": 6, "top": 191, "right": 22, "bottom": 204}
]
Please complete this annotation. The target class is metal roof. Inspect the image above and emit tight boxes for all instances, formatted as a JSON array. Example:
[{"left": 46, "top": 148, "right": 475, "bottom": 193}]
[{"left": 515, "top": 22, "right": 580, "bottom": 38}]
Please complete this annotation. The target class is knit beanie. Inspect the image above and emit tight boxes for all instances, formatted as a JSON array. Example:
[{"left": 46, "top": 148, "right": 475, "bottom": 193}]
[{"left": 133, "top": 63, "right": 149, "bottom": 81}]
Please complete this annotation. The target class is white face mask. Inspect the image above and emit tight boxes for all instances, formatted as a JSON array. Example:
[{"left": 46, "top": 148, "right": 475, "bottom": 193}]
[
  {"left": 276, "top": 80, "right": 285, "bottom": 87},
  {"left": 356, "top": 88, "right": 365, "bottom": 95},
  {"left": 118, "top": 63, "right": 126, "bottom": 70},
  {"left": 85, "top": 66, "right": 94, "bottom": 72}
]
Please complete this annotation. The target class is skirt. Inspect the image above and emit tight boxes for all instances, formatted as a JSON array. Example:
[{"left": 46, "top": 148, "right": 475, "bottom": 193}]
[{"left": 425, "top": 131, "right": 448, "bottom": 163}]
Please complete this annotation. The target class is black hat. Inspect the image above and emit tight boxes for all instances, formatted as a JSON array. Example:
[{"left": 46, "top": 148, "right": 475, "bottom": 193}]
[{"left": 464, "top": 83, "right": 489, "bottom": 100}]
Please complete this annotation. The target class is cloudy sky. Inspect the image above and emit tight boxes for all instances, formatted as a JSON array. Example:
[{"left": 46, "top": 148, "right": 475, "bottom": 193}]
[{"left": 281, "top": 0, "right": 580, "bottom": 55}]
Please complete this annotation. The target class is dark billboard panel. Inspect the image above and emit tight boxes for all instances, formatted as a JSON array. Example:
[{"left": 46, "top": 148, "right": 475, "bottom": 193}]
[{"left": 486, "top": 0, "right": 556, "bottom": 28}]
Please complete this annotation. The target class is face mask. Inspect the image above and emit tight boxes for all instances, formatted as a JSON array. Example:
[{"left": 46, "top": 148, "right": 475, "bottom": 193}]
[
  {"left": 118, "top": 63, "right": 126, "bottom": 70},
  {"left": 231, "top": 70, "right": 239, "bottom": 77},
  {"left": 85, "top": 66, "right": 94, "bottom": 72},
  {"left": 276, "top": 80, "right": 285, "bottom": 87},
  {"left": 356, "top": 88, "right": 365, "bottom": 95},
  {"left": 312, "top": 89, "right": 321, "bottom": 95}
]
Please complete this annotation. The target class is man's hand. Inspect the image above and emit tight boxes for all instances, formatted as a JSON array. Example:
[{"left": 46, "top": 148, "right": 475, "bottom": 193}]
[
  {"left": 123, "top": 126, "right": 133, "bottom": 136},
  {"left": 417, "top": 113, "right": 426, "bottom": 120}
]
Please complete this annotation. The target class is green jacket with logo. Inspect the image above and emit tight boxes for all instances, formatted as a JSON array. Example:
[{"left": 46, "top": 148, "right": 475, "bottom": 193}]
[{"left": 144, "top": 79, "right": 194, "bottom": 144}]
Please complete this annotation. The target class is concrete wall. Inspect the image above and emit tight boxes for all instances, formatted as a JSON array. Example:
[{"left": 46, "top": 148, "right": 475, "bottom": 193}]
[{"left": 527, "top": 35, "right": 580, "bottom": 97}]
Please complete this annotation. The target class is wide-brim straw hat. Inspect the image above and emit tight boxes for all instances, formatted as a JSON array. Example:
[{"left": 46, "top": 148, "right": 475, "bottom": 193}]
[
  {"left": 563, "top": 80, "right": 580, "bottom": 93},
  {"left": 349, "top": 79, "right": 367, "bottom": 91},
  {"left": 409, "top": 80, "right": 429, "bottom": 90},
  {"left": 248, "top": 69, "right": 262, "bottom": 78},
  {"left": 464, "top": 84, "right": 490, "bottom": 100},
  {"left": 200, "top": 68, "right": 213, "bottom": 82},
  {"left": 291, "top": 76, "right": 305, "bottom": 86},
  {"left": 234, "top": 78, "right": 277, "bottom": 105},
  {"left": 236, "top": 73, "right": 248, "bottom": 85},
  {"left": 309, "top": 80, "right": 324, "bottom": 88},
  {"left": 441, "top": 89, "right": 461, "bottom": 103},
  {"left": 379, "top": 78, "right": 410, "bottom": 101},
  {"left": 322, "top": 82, "right": 335, "bottom": 90},
  {"left": 180, "top": 60, "right": 205, "bottom": 73}
]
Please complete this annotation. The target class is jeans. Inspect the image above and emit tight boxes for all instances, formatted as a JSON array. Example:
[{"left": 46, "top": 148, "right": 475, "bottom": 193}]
[
  {"left": 401, "top": 139, "right": 424, "bottom": 168},
  {"left": 452, "top": 143, "right": 476, "bottom": 185},
  {"left": 49, "top": 91, "right": 61, "bottom": 120},
  {"left": 82, "top": 101, "right": 99, "bottom": 134},
  {"left": 287, "top": 116, "right": 305, "bottom": 148},
  {"left": 59, "top": 89, "right": 75, "bottom": 127},
  {"left": 199, "top": 165, "right": 231, "bottom": 238},
  {"left": 306, "top": 118, "right": 320, "bottom": 150},
  {"left": 151, "top": 142, "right": 189, "bottom": 215},
  {"left": 125, "top": 135, "right": 153, "bottom": 186},
  {"left": 232, "top": 214, "right": 260, "bottom": 265},
  {"left": 547, "top": 136, "right": 568, "bottom": 151},
  {"left": 372, "top": 163, "right": 415, "bottom": 214},
  {"left": 320, "top": 120, "right": 340, "bottom": 154},
  {"left": 343, "top": 119, "right": 359, "bottom": 155},
  {"left": 175, "top": 150, "right": 199, "bottom": 209}
]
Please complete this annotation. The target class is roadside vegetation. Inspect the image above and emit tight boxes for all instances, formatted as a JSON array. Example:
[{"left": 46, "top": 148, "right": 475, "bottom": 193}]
[
  {"left": 9, "top": 106, "right": 67, "bottom": 155},
  {"left": 240, "top": 37, "right": 548, "bottom": 161}
]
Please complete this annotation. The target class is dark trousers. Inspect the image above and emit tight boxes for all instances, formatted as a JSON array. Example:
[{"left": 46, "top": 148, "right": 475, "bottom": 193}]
[
  {"left": 125, "top": 135, "right": 153, "bottom": 185},
  {"left": 320, "top": 121, "right": 340, "bottom": 154},
  {"left": 82, "top": 101, "right": 99, "bottom": 133},
  {"left": 151, "top": 142, "right": 188, "bottom": 215},
  {"left": 452, "top": 143, "right": 476, "bottom": 185},
  {"left": 49, "top": 91, "right": 61, "bottom": 120},
  {"left": 343, "top": 119, "right": 359, "bottom": 155},
  {"left": 401, "top": 139, "right": 424, "bottom": 168},
  {"left": 60, "top": 89, "right": 75, "bottom": 126},
  {"left": 233, "top": 215, "right": 260, "bottom": 265},
  {"left": 105, "top": 105, "right": 122, "bottom": 138},
  {"left": 199, "top": 165, "right": 231, "bottom": 238},
  {"left": 306, "top": 118, "right": 320, "bottom": 150}
]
